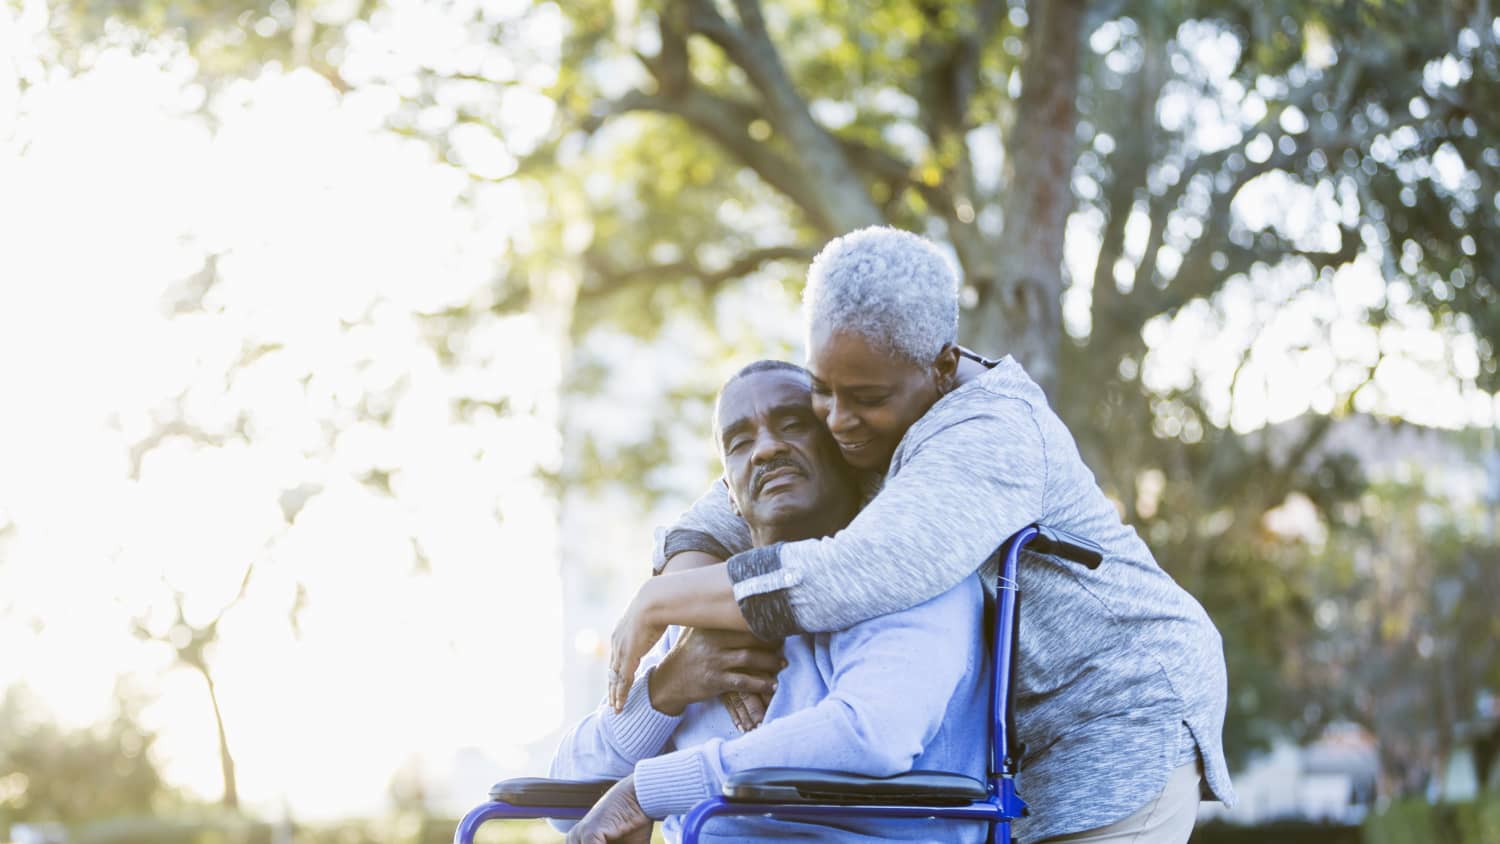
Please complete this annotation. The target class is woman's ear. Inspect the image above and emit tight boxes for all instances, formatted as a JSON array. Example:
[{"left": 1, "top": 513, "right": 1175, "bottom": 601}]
[{"left": 933, "top": 343, "right": 960, "bottom": 392}]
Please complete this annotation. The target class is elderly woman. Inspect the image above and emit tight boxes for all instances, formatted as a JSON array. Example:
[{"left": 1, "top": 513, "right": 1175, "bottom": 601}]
[{"left": 608, "top": 227, "right": 1235, "bottom": 843}]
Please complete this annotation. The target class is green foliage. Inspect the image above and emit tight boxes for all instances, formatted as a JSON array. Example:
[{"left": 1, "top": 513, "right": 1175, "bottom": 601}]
[
  {"left": 0, "top": 687, "right": 173, "bottom": 827},
  {"left": 49, "top": 0, "right": 359, "bottom": 85},
  {"left": 1363, "top": 792, "right": 1500, "bottom": 844},
  {"left": 53, "top": 816, "right": 571, "bottom": 844},
  {"left": 69, "top": 816, "right": 269, "bottom": 844},
  {"left": 1189, "top": 820, "right": 1360, "bottom": 844},
  {"left": 280, "top": 816, "right": 562, "bottom": 844}
]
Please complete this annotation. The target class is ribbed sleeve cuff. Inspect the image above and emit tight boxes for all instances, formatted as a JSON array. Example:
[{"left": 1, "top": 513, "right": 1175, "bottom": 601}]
[
  {"left": 634, "top": 747, "right": 713, "bottom": 818},
  {"left": 606, "top": 672, "right": 683, "bottom": 759},
  {"left": 726, "top": 544, "right": 802, "bottom": 639}
]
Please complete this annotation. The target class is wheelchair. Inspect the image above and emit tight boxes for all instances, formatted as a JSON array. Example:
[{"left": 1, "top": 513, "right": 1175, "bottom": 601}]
[{"left": 454, "top": 524, "right": 1104, "bottom": 844}]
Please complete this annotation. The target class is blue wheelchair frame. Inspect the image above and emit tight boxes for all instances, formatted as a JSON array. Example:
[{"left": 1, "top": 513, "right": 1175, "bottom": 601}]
[{"left": 454, "top": 524, "right": 1102, "bottom": 844}]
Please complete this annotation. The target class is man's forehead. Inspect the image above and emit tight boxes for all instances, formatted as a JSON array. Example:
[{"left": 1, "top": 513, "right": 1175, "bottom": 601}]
[{"left": 717, "top": 369, "right": 813, "bottom": 421}]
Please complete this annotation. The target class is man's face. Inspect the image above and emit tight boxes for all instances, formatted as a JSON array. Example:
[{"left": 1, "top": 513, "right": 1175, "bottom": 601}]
[{"left": 716, "top": 369, "right": 852, "bottom": 536}]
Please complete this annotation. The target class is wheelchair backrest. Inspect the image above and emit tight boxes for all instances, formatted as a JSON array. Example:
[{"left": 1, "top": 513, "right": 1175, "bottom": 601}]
[{"left": 985, "top": 525, "right": 1104, "bottom": 781}]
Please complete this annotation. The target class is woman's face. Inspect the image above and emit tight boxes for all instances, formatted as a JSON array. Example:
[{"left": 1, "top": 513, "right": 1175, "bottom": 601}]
[{"left": 806, "top": 327, "right": 956, "bottom": 472}]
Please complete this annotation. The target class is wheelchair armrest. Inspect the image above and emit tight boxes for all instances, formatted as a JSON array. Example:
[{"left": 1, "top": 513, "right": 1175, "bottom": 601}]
[
  {"left": 1029, "top": 524, "right": 1104, "bottom": 569},
  {"left": 721, "top": 767, "right": 987, "bottom": 806},
  {"left": 487, "top": 777, "right": 617, "bottom": 808}
]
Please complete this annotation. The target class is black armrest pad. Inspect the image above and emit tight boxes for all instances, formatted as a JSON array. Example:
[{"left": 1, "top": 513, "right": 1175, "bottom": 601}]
[
  {"left": 488, "top": 777, "right": 617, "bottom": 808},
  {"left": 722, "top": 768, "right": 987, "bottom": 806},
  {"left": 1030, "top": 524, "right": 1104, "bottom": 569}
]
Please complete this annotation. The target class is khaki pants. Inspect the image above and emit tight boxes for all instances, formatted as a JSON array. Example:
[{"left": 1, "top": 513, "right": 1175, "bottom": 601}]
[{"left": 1039, "top": 762, "right": 1201, "bottom": 843}]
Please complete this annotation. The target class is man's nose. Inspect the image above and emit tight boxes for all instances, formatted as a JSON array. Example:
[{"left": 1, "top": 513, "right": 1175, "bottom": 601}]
[{"left": 750, "top": 428, "right": 790, "bottom": 463}]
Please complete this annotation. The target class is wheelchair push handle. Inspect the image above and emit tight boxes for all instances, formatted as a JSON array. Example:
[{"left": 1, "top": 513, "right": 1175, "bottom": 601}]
[{"left": 1026, "top": 524, "right": 1104, "bottom": 569}]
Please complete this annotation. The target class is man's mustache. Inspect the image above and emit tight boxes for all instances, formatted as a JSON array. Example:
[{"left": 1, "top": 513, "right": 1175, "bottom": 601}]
[{"left": 752, "top": 456, "right": 805, "bottom": 495}]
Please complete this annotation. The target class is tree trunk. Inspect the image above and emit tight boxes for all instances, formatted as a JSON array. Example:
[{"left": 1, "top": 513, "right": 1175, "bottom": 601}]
[
  {"left": 197, "top": 665, "right": 239, "bottom": 810},
  {"left": 963, "top": 0, "right": 1087, "bottom": 398}
]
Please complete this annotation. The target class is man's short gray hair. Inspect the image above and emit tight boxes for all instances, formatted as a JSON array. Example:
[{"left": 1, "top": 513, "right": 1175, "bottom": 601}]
[{"left": 803, "top": 226, "right": 959, "bottom": 366}]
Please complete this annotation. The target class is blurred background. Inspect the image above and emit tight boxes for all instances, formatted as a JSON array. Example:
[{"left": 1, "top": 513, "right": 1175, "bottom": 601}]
[{"left": 1, "top": 0, "right": 1497, "bottom": 842}]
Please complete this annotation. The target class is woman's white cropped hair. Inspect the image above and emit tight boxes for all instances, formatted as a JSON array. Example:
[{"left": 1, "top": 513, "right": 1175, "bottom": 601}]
[{"left": 804, "top": 226, "right": 960, "bottom": 365}]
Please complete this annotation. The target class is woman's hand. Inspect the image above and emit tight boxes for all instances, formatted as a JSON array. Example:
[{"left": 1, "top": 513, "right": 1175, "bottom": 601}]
[
  {"left": 609, "top": 566, "right": 751, "bottom": 712},
  {"left": 609, "top": 581, "right": 667, "bottom": 712},
  {"left": 648, "top": 627, "right": 783, "bottom": 728},
  {"left": 565, "top": 775, "right": 651, "bottom": 844}
]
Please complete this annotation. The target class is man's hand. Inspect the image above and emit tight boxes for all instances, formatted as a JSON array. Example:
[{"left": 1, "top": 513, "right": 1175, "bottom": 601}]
[
  {"left": 566, "top": 775, "right": 652, "bottom": 844},
  {"left": 649, "top": 627, "right": 783, "bottom": 727},
  {"left": 721, "top": 690, "right": 773, "bottom": 732}
]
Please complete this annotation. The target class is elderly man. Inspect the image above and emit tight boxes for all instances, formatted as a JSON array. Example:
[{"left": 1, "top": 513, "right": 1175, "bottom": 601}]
[{"left": 551, "top": 360, "right": 989, "bottom": 843}]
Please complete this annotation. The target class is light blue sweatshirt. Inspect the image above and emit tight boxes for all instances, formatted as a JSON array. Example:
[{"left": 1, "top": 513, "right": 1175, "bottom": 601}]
[{"left": 550, "top": 574, "right": 989, "bottom": 843}]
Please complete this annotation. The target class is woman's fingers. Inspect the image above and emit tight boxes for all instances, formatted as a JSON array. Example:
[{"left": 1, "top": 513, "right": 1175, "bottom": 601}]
[
  {"left": 609, "top": 585, "right": 671, "bottom": 712},
  {"left": 609, "top": 658, "right": 638, "bottom": 714},
  {"left": 609, "top": 627, "right": 641, "bottom": 712},
  {"left": 607, "top": 633, "right": 621, "bottom": 711}
]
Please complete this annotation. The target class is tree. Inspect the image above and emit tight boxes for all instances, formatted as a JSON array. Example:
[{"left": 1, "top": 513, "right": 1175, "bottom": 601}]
[
  {"left": 131, "top": 565, "right": 255, "bottom": 811},
  {"left": 1283, "top": 473, "right": 1500, "bottom": 796},
  {"left": 48, "top": 0, "right": 1500, "bottom": 767}
]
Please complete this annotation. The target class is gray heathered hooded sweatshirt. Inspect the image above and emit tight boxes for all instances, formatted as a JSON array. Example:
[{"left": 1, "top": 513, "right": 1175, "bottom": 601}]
[{"left": 659, "top": 356, "right": 1235, "bottom": 842}]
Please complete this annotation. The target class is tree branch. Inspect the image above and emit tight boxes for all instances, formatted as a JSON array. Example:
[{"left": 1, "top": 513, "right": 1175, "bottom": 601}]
[
  {"left": 1110, "top": 52, "right": 1375, "bottom": 327},
  {"left": 837, "top": 136, "right": 955, "bottom": 209},
  {"left": 913, "top": 0, "right": 1006, "bottom": 208},
  {"left": 128, "top": 419, "right": 234, "bottom": 481},
  {"left": 580, "top": 244, "right": 817, "bottom": 300},
  {"left": 598, "top": 88, "right": 837, "bottom": 233},
  {"left": 1154, "top": 161, "right": 1362, "bottom": 322},
  {"left": 646, "top": 0, "right": 692, "bottom": 97},
  {"left": 914, "top": 0, "right": 1005, "bottom": 132},
  {"left": 686, "top": 0, "right": 881, "bottom": 230}
]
